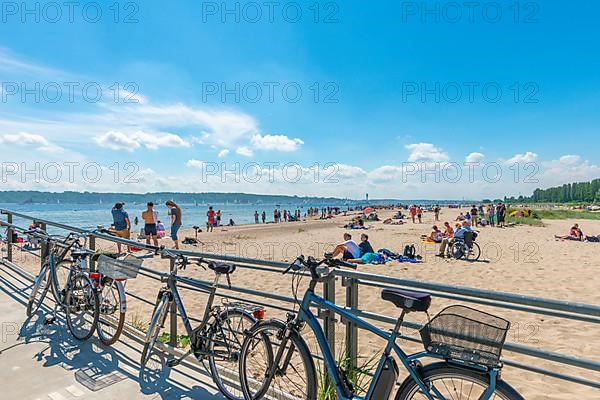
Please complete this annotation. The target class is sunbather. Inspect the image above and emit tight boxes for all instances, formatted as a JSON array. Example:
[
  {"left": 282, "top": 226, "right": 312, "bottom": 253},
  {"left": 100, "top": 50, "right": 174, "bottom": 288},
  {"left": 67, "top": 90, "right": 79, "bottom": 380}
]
[
  {"left": 555, "top": 224, "right": 584, "bottom": 241},
  {"left": 427, "top": 226, "right": 443, "bottom": 243}
]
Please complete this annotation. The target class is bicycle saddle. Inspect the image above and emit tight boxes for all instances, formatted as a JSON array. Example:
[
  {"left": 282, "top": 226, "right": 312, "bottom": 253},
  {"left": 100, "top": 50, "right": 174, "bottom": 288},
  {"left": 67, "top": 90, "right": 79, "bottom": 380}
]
[
  {"left": 381, "top": 288, "right": 431, "bottom": 313},
  {"left": 208, "top": 261, "right": 236, "bottom": 275}
]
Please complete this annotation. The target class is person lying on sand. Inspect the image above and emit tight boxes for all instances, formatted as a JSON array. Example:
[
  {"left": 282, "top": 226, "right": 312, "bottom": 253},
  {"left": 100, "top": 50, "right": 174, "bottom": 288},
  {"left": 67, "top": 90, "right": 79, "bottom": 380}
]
[
  {"left": 347, "top": 250, "right": 388, "bottom": 265},
  {"left": 331, "top": 233, "right": 362, "bottom": 260},
  {"left": 555, "top": 224, "right": 584, "bottom": 241}
]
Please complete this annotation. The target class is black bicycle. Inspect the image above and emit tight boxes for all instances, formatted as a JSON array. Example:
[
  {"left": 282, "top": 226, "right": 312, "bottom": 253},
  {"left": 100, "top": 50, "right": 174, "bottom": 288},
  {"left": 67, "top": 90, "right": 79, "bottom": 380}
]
[{"left": 140, "top": 247, "right": 266, "bottom": 400}]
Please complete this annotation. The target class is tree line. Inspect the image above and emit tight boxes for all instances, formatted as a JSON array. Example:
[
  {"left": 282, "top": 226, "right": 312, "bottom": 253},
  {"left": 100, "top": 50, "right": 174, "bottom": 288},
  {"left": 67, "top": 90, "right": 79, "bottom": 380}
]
[{"left": 516, "top": 179, "right": 600, "bottom": 203}]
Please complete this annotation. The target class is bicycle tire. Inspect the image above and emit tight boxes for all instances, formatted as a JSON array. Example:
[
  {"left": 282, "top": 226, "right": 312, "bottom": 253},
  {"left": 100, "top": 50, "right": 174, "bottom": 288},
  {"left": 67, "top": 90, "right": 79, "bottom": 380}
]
[
  {"left": 394, "top": 362, "right": 524, "bottom": 400},
  {"left": 27, "top": 264, "right": 51, "bottom": 317},
  {"left": 140, "top": 294, "right": 170, "bottom": 366},
  {"left": 50, "top": 259, "right": 75, "bottom": 307},
  {"left": 65, "top": 274, "right": 100, "bottom": 341},
  {"left": 208, "top": 308, "right": 257, "bottom": 400},
  {"left": 97, "top": 279, "right": 126, "bottom": 346},
  {"left": 239, "top": 319, "right": 317, "bottom": 400}
]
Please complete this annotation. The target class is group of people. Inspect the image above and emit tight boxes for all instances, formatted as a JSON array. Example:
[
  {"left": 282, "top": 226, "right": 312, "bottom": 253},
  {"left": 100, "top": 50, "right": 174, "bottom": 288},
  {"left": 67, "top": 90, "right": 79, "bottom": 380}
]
[
  {"left": 456, "top": 203, "right": 507, "bottom": 228},
  {"left": 331, "top": 232, "right": 380, "bottom": 264},
  {"left": 111, "top": 200, "right": 182, "bottom": 253}
]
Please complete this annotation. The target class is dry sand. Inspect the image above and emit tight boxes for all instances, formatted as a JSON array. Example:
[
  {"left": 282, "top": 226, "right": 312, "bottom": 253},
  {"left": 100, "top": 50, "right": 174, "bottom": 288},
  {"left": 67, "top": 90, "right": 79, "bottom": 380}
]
[{"left": 4, "top": 208, "right": 599, "bottom": 399}]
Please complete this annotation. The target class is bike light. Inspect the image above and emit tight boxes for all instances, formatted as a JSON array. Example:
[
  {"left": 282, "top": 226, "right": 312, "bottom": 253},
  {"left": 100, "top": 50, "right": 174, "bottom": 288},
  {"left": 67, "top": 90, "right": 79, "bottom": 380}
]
[
  {"left": 89, "top": 272, "right": 100, "bottom": 280},
  {"left": 253, "top": 309, "right": 265, "bottom": 320}
]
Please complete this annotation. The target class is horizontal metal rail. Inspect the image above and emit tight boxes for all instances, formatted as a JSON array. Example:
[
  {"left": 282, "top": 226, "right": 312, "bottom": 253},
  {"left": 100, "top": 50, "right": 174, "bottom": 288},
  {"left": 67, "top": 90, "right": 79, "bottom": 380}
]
[{"left": 1, "top": 208, "right": 599, "bottom": 393}]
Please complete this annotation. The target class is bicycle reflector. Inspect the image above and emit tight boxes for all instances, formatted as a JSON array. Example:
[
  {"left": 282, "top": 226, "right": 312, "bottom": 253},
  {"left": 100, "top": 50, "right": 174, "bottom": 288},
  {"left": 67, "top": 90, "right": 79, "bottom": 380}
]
[
  {"left": 89, "top": 272, "right": 101, "bottom": 287},
  {"left": 253, "top": 309, "right": 265, "bottom": 320}
]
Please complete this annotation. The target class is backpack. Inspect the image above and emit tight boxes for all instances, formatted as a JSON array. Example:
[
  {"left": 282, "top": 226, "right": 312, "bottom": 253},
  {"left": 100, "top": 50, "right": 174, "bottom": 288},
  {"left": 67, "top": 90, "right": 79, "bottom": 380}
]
[{"left": 403, "top": 244, "right": 416, "bottom": 259}]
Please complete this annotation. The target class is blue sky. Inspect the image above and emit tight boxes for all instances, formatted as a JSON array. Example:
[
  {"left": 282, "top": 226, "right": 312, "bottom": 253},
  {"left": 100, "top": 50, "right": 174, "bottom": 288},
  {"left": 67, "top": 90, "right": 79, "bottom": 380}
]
[{"left": 1, "top": 0, "right": 599, "bottom": 199}]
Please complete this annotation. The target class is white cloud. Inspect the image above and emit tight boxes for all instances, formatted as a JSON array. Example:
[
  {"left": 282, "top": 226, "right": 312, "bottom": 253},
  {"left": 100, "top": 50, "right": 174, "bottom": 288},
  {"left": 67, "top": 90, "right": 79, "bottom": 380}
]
[
  {"left": 405, "top": 143, "right": 450, "bottom": 162},
  {"left": 94, "top": 131, "right": 190, "bottom": 152},
  {"left": 218, "top": 149, "right": 230, "bottom": 158},
  {"left": 0, "top": 132, "right": 63, "bottom": 153},
  {"left": 186, "top": 159, "right": 204, "bottom": 169},
  {"left": 465, "top": 152, "right": 485, "bottom": 164},
  {"left": 236, "top": 146, "right": 254, "bottom": 157},
  {"left": 250, "top": 134, "right": 304, "bottom": 152},
  {"left": 505, "top": 151, "right": 538, "bottom": 165}
]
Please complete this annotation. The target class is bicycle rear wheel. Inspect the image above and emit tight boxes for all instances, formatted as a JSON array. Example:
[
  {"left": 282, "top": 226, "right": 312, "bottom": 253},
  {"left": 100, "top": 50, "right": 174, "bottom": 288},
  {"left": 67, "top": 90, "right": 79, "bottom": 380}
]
[
  {"left": 27, "top": 264, "right": 51, "bottom": 317},
  {"left": 97, "top": 279, "right": 126, "bottom": 346},
  {"left": 239, "top": 320, "right": 317, "bottom": 400},
  {"left": 208, "top": 308, "right": 258, "bottom": 400},
  {"left": 65, "top": 274, "right": 100, "bottom": 341},
  {"left": 140, "top": 294, "right": 170, "bottom": 366},
  {"left": 395, "top": 363, "right": 524, "bottom": 400}
]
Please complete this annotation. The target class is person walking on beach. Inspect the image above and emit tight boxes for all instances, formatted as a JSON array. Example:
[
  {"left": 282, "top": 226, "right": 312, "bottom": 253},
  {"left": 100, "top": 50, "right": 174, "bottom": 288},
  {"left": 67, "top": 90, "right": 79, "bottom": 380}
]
[
  {"left": 254, "top": 211, "right": 259, "bottom": 224},
  {"left": 216, "top": 209, "right": 222, "bottom": 227},
  {"left": 497, "top": 202, "right": 506, "bottom": 228},
  {"left": 142, "top": 202, "right": 159, "bottom": 247},
  {"left": 409, "top": 205, "right": 417, "bottom": 223},
  {"left": 166, "top": 200, "right": 182, "bottom": 249},
  {"left": 434, "top": 205, "right": 441, "bottom": 221},
  {"left": 261, "top": 211, "right": 266, "bottom": 224},
  {"left": 487, "top": 204, "right": 495, "bottom": 226},
  {"left": 111, "top": 202, "right": 130, "bottom": 254},
  {"left": 417, "top": 207, "right": 423, "bottom": 223},
  {"left": 207, "top": 206, "right": 215, "bottom": 232}
]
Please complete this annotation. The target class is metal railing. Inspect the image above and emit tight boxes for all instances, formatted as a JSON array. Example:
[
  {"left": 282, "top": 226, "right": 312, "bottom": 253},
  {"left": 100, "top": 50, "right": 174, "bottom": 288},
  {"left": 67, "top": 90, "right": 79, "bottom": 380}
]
[{"left": 1, "top": 208, "right": 599, "bottom": 394}]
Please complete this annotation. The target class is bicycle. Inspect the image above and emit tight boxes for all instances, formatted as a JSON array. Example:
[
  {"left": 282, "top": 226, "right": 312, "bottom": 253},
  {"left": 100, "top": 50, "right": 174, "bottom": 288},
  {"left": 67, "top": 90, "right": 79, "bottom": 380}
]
[
  {"left": 140, "top": 247, "right": 266, "bottom": 400},
  {"left": 450, "top": 231, "right": 481, "bottom": 261},
  {"left": 26, "top": 228, "right": 100, "bottom": 341},
  {"left": 238, "top": 253, "right": 523, "bottom": 400}
]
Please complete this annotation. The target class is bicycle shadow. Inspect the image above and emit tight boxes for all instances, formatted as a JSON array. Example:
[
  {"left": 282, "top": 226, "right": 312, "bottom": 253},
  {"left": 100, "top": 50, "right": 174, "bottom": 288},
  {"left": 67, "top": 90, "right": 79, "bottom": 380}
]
[{"left": 0, "top": 264, "right": 223, "bottom": 400}]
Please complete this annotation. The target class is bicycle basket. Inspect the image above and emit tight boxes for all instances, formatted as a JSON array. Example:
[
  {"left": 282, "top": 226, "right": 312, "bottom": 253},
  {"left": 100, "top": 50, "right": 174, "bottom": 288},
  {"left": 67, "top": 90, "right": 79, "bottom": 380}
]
[
  {"left": 420, "top": 305, "right": 510, "bottom": 367},
  {"left": 97, "top": 255, "right": 142, "bottom": 280}
]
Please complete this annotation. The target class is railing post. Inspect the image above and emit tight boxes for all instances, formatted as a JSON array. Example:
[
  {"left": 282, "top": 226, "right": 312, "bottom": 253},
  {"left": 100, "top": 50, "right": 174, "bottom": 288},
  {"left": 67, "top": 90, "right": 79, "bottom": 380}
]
[
  {"left": 39, "top": 222, "right": 47, "bottom": 268},
  {"left": 89, "top": 235, "right": 96, "bottom": 272},
  {"left": 344, "top": 276, "right": 359, "bottom": 368},
  {"left": 323, "top": 272, "right": 336, "bottom": 354},
  {"left": 6, "top": 213, "right": 13, "bottom": 262},
  {"left": 169, "top": 258, "right": 178, "bottom": 347}
]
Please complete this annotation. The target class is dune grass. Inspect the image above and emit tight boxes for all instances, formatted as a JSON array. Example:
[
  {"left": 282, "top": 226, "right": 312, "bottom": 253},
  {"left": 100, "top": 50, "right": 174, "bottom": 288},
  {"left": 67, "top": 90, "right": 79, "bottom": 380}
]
[{"left": 532, "top": 209, "right": 600, "bottom": 220}]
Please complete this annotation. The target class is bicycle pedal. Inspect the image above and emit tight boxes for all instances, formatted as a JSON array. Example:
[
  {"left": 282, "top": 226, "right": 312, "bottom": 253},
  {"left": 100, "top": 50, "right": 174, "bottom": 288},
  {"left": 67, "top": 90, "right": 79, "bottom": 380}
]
[{"left": 166, "top": 359, "right": 180, "bottom": 368}]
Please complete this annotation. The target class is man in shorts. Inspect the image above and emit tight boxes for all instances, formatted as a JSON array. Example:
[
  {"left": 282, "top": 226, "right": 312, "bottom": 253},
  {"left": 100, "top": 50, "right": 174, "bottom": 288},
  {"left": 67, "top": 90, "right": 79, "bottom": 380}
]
[
  {"left": 142, "top": 202, "right": 159, "bottom": 247},
  {"left": 207, "top": 206, "right": 215, "bottom": 232},
  {"left": 111, "top": 202, "right": 130, "bottom": 254},
  {"left": 331, "top": 233, "right": 361, "bottom": 260}
]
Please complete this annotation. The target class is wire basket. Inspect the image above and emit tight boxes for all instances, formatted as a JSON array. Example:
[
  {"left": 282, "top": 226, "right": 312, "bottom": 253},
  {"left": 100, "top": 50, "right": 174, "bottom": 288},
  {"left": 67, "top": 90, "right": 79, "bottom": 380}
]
[
  {"left": 420, "top": 305, "right": 510, "bottom": 367},
  {"left": 97, "top": 255, "right": 142, "bottom": 280}
]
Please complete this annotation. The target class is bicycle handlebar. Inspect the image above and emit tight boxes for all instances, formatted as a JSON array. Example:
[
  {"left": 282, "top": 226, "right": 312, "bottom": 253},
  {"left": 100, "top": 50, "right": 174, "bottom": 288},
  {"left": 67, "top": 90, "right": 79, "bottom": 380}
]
[{"left": 284, "top": 254, "right": 357, "bottom": 275}]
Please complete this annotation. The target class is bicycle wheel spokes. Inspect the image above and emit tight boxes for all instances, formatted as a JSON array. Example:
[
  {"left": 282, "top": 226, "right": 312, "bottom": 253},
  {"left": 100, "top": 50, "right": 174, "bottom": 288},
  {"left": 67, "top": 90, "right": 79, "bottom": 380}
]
[
  {"left": 209, "top": 309, "right": 256, "bottom": 400},
  {"left": 406, "top": 376, "right": 510, "bottom": 400},
  {"left": 65, "top": 275, "right": 99, "bottom": 340},
  {"left": 97, "top": 280, "right": 126, "bottom": 346},
  {"left": 241, "top": 322, "right": 316, "bottom": 400}
]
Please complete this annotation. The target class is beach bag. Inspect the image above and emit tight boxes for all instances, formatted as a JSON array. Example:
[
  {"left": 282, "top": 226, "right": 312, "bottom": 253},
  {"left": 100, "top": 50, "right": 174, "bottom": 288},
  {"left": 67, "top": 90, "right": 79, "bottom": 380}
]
[
  {"left": 403, "top": 245, "right": 416, "bottom": 259},
  {"left": 586, "top": 235, "right": 600, "bottom": 243}
]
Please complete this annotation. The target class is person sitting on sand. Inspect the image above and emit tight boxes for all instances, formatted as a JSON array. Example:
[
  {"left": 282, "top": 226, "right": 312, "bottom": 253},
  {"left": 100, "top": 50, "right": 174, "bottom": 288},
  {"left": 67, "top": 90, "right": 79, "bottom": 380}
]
[
  {"left": 456, "top": 213, "right": 465, "bottom": 221},
  {"left": 443, "top": 222, "right": 454, "bottom": 238},
  {"left": 428, "top": 225, "right": 443, "bottom": 243},
  {"left": 359, "top": 233, "right": 374, "bottom": 255},
  {"left": 555, "top": 224, "right": 584, "bottom": 241},
  {"left": 331, "top": 233, "right": 361, "bottom": 260}
]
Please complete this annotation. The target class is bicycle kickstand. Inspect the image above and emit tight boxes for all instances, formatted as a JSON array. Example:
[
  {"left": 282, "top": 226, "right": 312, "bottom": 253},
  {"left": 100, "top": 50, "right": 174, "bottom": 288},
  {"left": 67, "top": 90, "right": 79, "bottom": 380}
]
[{"left": 167, "top": 349, "right": 193, "bottom": 368}]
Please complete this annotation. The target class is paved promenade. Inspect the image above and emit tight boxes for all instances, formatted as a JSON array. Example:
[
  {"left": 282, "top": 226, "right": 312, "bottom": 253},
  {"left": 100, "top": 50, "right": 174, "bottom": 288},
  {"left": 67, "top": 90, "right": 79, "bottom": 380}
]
[{"left": 0, "top": 260, "right": 225, "bottom": 400}]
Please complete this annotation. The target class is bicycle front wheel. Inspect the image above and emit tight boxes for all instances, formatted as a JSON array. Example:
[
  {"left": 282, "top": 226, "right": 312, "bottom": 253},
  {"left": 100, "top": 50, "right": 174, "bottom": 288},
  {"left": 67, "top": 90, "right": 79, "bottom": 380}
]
[
  {"left": 65, "top": 274, "right": 100, "bottom": 341},
  {"left": 27, "top": 264, "right": 51, "bottom": 317},
  {"left": 208, "top": 308, "right": 258, "bottom": 400},
  {"left": 395, "top": 363, "right": 524, "bottom": 400},
  {"left": 140, "top": 294, "right": 170, "bottom": 366},
  {"left": 97, "top": 279, "right": 126, "bottom": 346},
  {"left": 239, "top": 320, "right": 317, "bottom": 400}
]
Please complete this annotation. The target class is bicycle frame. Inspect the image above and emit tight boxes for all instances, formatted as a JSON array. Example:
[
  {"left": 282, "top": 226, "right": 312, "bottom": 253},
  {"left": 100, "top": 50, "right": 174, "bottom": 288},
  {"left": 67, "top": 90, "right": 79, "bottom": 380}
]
[{"left": 295, "top": 286, "right": 500, "bottom": 400}]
